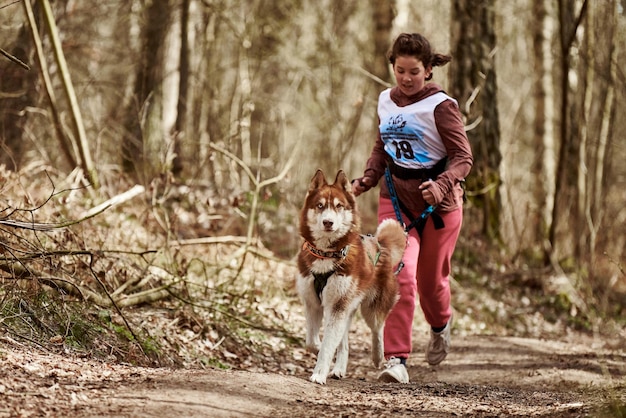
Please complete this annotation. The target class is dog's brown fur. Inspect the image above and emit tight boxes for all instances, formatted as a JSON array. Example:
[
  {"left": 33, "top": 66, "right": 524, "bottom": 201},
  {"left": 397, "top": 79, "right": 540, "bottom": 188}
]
[{"left": 296, "top": 169, "right": 406, "bottom": 384}]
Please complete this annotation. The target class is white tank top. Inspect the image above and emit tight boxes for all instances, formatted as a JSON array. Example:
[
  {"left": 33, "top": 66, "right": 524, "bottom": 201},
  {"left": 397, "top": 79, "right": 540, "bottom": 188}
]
[{"left": 378, "top": 89, "right": 455, "bottom": 169}]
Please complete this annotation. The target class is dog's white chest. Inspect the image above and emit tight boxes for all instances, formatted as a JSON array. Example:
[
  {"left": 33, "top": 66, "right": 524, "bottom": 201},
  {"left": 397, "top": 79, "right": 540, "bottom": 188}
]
[{"left": 310, "top": 258, "right": 335, "bottom": 274}]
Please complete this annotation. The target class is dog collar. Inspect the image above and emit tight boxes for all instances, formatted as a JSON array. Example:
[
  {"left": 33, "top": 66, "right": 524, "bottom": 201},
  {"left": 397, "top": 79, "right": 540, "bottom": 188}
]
[{"left": 302, "top": 241, "right": 350, "bottom": 259}]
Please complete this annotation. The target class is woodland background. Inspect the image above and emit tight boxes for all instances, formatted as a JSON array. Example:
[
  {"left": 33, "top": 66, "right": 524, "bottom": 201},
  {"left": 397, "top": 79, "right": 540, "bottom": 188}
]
[{"left": 0, "top": 0, "right": 625, "bottom": 371}]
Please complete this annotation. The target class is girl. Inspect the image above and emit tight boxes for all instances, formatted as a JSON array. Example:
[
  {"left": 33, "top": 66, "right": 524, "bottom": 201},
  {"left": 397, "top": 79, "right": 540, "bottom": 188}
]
[{"left": 351, "top": 33, "right": 473, "bottom": 383}]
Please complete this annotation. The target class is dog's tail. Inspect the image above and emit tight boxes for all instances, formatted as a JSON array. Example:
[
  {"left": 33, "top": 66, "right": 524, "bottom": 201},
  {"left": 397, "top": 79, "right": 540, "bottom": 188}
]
[{"left": 376, "top": 219, "right": 407, "bottom": 267}]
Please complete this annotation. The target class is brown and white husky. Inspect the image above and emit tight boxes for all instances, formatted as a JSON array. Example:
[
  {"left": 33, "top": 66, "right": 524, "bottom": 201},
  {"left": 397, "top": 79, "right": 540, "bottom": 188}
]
[{"left": 296, "top": 169, "right": 406, "bottom": 384}]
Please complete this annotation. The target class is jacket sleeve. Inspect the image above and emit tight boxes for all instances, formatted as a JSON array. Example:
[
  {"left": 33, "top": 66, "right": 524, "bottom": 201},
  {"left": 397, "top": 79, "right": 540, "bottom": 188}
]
[
  {"left": 431, "top": 99, "right": 473, "bottom": 204},
  {"left": 363, "top": 127, "right": 388, "bottom": 183}
]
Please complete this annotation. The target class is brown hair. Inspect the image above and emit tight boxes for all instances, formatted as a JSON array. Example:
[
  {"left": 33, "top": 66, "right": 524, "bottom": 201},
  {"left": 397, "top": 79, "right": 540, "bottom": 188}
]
[{"left": 387, "top": 33, "right": 452, "bottom": 80}]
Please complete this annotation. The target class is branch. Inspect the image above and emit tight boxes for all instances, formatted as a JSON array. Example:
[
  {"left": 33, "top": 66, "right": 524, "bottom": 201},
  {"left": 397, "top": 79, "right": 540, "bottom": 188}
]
[
  {"left": 0, "top": 47, "right": 30, "bottom": 70},
  {"left": 170, "top": 235, "right": 260, "bottom": 247},
  {"left": 208, "top": 142, "right": 298, "bottom": 189},
  {"left": 0, "top": 262, "right": 107, "bottom": 305},
  {"left": 207, "top": 141, "right": 300, "bottom": 281},
  {"left": 0, "top": 184, "right": 145, "bottom": 231},
  {"left": 347, "top": 63, "right": 393, "bottom": 88},
  {"left": 115, "top": 286, "right": 178, "bottom": 308},
  {"left": 80, "top": 184, "right": 145, "bottom": 218},
  {"left": 0, "top": 254, "right": 179, "bottom": 309}
]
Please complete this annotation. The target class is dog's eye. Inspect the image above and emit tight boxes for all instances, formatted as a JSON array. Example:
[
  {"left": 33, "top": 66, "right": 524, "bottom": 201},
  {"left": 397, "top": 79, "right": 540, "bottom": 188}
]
[
  {"left": 336, "top": 203, "right": 344, "bottom": 210},
  {"left": 317, "top": 202, "right": 324, "bottom": 210}
]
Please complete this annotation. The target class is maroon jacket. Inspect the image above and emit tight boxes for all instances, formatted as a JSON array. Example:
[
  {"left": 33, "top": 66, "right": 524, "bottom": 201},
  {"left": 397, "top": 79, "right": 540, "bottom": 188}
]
[{"left": 360, "top": 83, "right": 473, "bottom": 215}]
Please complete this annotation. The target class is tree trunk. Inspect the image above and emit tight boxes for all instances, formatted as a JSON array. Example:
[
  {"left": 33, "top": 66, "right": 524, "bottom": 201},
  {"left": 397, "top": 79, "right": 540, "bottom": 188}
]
[
  {"left": 171, "top": 0, "right": 190, "bottom": 177},
  {"left": 531, "top": 0, "right": 556, "bottom": 255},
  {"left": 449, "top": 0, "right": 502, "bottom": 241},
  {"left": 235, "top": 37, "right": 253, "bottom": 191},
  {"left": 576, "top": 1, "right": 594, "bottom": 262},
  {"left": 194, "top": 7, "right": 219, "bottom": 184},
  {"left": 593, "top": 3, "right": 617, "bottom": 250},
  {"left": 0, "top": 24, "right": 36, "bottom": 170},
  {"left": 581, "top": 1, "right": 618, "bottom": 269},
  {"left": 122, "top": 0, "right": 171, "bottom": 180},
  {"left": 548, "top": 0, "right": 587, "bottom": 262},
  {"left": 370, "top": 0, "right": 394, "bottom": 83}
]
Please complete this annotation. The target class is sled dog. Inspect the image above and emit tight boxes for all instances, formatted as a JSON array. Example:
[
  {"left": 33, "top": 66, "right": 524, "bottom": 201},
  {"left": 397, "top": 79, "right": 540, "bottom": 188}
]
[{"left": 296, "top": 169, "right": 406, "bottom": 384}]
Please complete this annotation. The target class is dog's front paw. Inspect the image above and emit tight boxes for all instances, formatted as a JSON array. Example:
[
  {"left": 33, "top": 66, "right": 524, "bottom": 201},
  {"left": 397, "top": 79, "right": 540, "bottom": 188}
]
[
  {"left": 329, "top": 368, "right": 346, "bottom": 380},
  {"left": 309, "top": 373, "right": 327, "bottom": 385}
]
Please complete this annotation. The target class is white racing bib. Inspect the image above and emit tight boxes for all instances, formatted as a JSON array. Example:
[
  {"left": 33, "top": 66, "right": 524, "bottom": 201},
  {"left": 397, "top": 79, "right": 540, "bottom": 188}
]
[{"left": 378, "top": 89, "right": 455, "bottom": 169}]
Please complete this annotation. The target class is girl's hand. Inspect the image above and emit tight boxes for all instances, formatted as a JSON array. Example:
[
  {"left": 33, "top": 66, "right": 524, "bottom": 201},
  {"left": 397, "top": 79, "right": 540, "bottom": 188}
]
[
  {"left": 419, "top": 180, "right": 436, "bottom": 206},
  {"left": 351, "top": 177, "right": 372, "bottom": 197}
]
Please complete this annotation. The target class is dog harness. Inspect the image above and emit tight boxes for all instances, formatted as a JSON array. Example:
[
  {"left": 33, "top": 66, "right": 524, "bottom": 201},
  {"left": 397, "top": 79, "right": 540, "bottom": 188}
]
[
  {"left": 302, "top": 240, "right": 350, "bottom": 301},
  {"left": 303, "top": 238, "right": 382, "bottom": 301},
  {"left": 312, "top": 270, "right": 334, "bottom": 301}
]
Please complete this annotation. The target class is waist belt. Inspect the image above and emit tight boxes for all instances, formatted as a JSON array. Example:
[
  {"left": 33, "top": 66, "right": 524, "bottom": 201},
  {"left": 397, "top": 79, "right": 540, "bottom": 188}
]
[{"left": 387, "top": 157, "right": 448, "bottom": 181}]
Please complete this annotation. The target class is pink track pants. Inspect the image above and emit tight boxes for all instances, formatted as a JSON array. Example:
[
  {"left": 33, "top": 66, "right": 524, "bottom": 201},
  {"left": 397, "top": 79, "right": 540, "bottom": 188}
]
[{"left": 378, "top": 197, "right": 463, "bottom": 360}]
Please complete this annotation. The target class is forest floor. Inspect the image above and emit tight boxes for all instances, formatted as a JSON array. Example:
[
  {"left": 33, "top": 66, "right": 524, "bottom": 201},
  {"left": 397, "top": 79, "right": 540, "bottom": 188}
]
[
  {"left": 2, "top": 314, "right": 625, "bottom": 417},
  {"left": 1, "top": 169, "right": 625, "bottom": 417}
]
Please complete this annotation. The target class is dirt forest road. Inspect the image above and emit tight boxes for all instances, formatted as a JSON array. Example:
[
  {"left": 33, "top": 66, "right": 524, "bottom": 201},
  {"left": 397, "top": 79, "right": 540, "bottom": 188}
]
[{"left": 2, "top": 332, "right": 625, "bottom": 417}]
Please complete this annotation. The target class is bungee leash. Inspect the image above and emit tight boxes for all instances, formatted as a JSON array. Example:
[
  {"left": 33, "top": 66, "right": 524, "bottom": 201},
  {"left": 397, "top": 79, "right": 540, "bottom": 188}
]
[
  {"left": 384, "top": 166, "right": 405, "bottom": 226},
  {"left": 384, "top": 166, "right": 444, "bottom": 237}
]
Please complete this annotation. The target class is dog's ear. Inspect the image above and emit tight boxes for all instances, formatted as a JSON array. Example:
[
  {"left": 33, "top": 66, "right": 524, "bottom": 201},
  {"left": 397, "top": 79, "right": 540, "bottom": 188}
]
[
  {"left": 334, "top": 170, "right": 349, "bottom": 191},
  {"left": 309, "top": 169, "right": 327, "bottom": 191}
]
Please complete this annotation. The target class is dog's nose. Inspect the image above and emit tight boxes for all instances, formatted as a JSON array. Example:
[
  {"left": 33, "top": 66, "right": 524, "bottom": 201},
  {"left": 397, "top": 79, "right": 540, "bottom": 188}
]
[{"left": 323, "top": 220, "right": 333, "bottom": 229}]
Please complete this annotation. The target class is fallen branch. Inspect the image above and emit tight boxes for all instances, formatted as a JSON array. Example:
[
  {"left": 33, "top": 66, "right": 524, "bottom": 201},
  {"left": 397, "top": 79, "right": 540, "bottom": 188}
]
[
  {"left": 80, "top": 184, "right": 145, "bottom": 219},
  {"left": 0, "top": 261, "right": 108, "bottom": 306},
  {"left": 0, "top": 255, "right": 179, "bottom": 309},
  {"left": 115, "top": 286, "right": 178, "bottom": 308},
  {"left": 0, "top": 184, "right": 145, "bottom": 231},
  {"left": 111, "top": 265, "right": 176, "bottom": 300},
  {"left": 171, "top": 235, "right": 258, "bottom": 247}
]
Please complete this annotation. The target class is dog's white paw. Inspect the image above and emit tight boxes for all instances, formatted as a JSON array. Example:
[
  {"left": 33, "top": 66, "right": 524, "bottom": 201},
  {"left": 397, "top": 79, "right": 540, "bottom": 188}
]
[
  {"left": 329, "top": 368, "right": 346, "bottom": 380},
  {"left": 309, "top": 373, "right": 326, "bottom": 385}
]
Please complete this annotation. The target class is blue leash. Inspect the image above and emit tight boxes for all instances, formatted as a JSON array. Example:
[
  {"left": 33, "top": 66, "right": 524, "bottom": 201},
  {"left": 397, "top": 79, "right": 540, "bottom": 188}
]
[
  {"left": 384, "top": 167, "right": 405, "bottom": 226},
  {"left": 384, "top": 166, "right": 440, "bottom": 235}
]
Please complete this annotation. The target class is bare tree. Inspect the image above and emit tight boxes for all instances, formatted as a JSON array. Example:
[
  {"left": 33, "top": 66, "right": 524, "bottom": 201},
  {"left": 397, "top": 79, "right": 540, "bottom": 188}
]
[
  {"left": 573, "top": 1, "right": 619, "bottom": 269},
  {"left": 369, "top": 0, "right": 394, "bottom": 83},
  {"left": 591, "top": 2, "right": 621, "bottom": 269},
  {"left": 449, "top": 0, "right": 502, "bottom": 241},
  {"left": 549, "top": 0, "right": 587, "bottom": 260},
  {"left": 190, "top": 0, "right": 303, "bottom": 191},
  {"left": 122, "top": 0, "right": 172, "bottom": 181},
  {"left": 0, "top": 10, "right": 36, "bottom": 170},
  {"left": 171, "top": 0, "right": 190, "bottom": 177},
  {"left": 530, "top": 0, "right": 556, "bottom": 258},
  {"left": 22, "top": 0, "right": 76, "bottom": 171}
]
